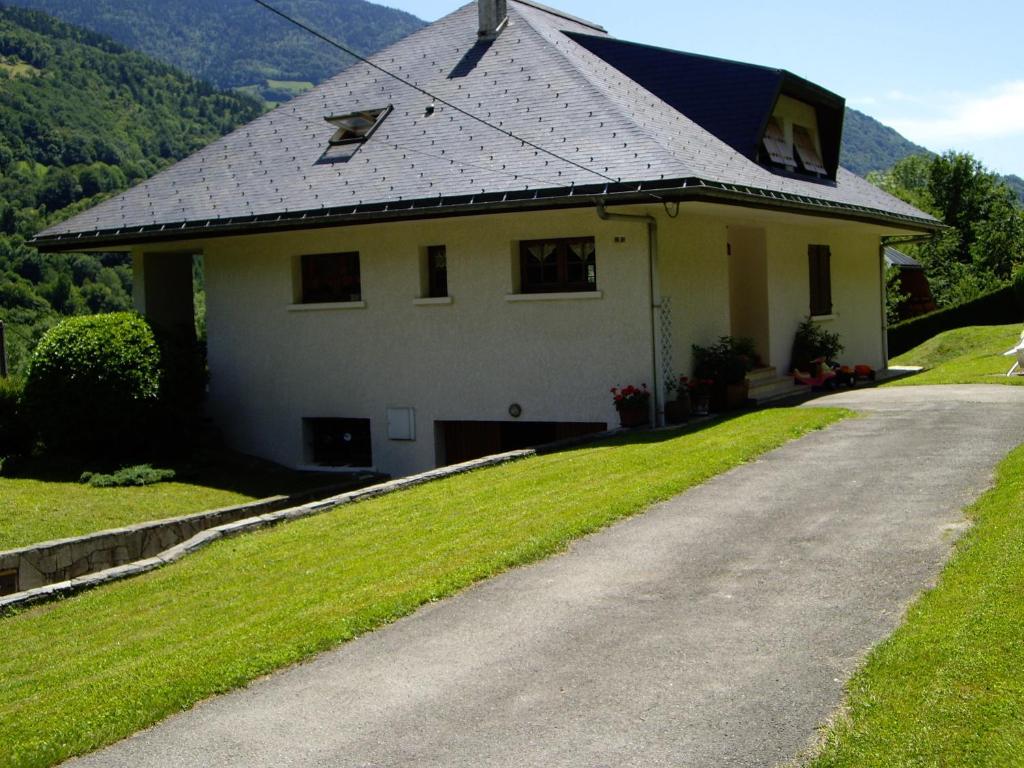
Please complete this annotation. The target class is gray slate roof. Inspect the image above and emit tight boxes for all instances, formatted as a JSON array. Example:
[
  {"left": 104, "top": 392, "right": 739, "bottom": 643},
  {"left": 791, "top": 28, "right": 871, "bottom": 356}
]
[
  {"left": 884, "top": 246, "right": 924, "bottom": 269},
  {"left": 36, "top": 0, "right": 938, "bottom": 249}
]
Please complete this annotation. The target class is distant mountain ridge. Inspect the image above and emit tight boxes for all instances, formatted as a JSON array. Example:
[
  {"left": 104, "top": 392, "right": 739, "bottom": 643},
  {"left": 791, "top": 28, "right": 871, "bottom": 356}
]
[{"left": 3, "top": 0, "right": 426, "bottom": 102}]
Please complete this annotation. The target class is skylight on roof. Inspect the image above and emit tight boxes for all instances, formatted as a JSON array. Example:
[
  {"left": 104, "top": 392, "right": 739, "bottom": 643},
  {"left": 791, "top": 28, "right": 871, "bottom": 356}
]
[{"left": 325, "top": 107, "right": 392, "bottom": 146}]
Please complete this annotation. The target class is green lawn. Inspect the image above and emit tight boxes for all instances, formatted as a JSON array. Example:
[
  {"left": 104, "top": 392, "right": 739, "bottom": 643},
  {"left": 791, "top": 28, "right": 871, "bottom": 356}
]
[
  {"left": 886, "top": 324, "right": 1024, "bottom": 387},
  {"left": 810, "top": 442, "right": 1024, "bottom": 766},
  {"left": 0, "top": 408, "right": 845, "bottom": 768},
  {"left": 0, "top": 459, "right": 357, "bottom": 551}
]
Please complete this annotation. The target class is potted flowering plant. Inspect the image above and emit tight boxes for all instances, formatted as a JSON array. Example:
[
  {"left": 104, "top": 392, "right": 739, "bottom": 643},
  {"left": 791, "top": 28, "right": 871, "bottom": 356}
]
[
  {"left": 689, "top": 377, "right": 715, "bottom": 415},
  {"left": 692, "top": 336, "right": 756, "bottom": 412},
  {"left": 664, "top": 375, "right": 693, "bottom": 424},
  {"left": 610, "top": 384, "right": 650, "bottom": 428}
]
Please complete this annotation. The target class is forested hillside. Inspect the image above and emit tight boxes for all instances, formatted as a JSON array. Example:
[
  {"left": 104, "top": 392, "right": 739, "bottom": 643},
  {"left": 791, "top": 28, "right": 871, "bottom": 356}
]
[
  {"left": 0, "top": 5, "right": 262, "bottom": 374},
  {"left": 843, "top": 108, "right": 1024, "bottom": 204},
  {"left": 840, "top": 108, "right": 931, "bottom": 177},
  {"left": 4, "top": 0, "right": 425, "bottom": 103}
]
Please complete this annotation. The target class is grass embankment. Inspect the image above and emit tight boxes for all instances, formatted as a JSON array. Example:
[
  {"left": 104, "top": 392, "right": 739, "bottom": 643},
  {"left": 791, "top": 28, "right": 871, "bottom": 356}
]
[
  {"left": 0, "top": 461, "right": 355, "bottom": 551},
  {"left": 811, "top": 442, "right": 1024, "bottom": 766},
  {"left": 887, "top": 324, "right": 1024, "bottom": 387},
  {"left": 0, "top": 408, "right": 845, "bottom": 768}
]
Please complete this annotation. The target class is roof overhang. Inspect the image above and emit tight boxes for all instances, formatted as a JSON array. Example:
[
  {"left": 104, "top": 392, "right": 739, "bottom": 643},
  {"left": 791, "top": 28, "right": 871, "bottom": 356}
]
[{"left": 32, "top": 177, "right": 941, "bottom": 253}]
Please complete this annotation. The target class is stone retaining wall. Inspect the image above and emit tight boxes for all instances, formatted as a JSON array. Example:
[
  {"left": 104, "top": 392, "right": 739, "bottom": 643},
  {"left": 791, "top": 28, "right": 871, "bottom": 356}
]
[
  {"left": 0, "top": 479, "right": 376, "bottom": 596},
  {"left": 0, "top": 451, "right": 539, "bottom": 612}
]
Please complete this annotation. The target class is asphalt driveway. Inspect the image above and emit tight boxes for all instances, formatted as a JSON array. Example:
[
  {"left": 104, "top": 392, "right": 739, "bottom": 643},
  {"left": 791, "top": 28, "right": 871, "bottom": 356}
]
[{"left": 66, "top": 385, "right": 1024, "bottom": 767}]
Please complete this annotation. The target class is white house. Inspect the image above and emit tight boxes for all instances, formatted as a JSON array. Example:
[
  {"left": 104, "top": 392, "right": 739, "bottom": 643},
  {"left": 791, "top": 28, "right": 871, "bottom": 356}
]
[{"left": 36, "top": 0, "right": 938, "bottom": 477}]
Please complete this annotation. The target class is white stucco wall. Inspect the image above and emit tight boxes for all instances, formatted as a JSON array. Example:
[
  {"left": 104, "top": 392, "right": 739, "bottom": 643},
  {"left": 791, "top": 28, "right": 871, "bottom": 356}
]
[
  {"left": 764, "top": 224, "right": 885, "bottom": 373},
  {"left": 138, "top": 203, "right": 892, "bottom": 477},
  {"left": 198, "top": 208, "right": 654, "bottom": 476},
  {"left": 655, "top": 205, "right": 886, "bottom": 378}
]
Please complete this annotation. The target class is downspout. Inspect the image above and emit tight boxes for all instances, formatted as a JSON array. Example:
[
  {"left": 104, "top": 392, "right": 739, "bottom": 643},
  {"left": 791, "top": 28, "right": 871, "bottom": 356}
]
[
  {"left": 597, "top": 203, "right": 664, "bottom": 427},
  {"left": 878, "top": 243, "right": 889, "bottom": 368}
]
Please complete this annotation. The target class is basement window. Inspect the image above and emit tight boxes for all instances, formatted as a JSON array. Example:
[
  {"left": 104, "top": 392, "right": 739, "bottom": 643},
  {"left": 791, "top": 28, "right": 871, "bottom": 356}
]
[
  {"left": 305, "top": 418, "right": 373, "bottom": 468},
  {"left": 762, "top": 117, "right": 795, "bottom": 169},
  {"left": 325, "top": 106, "right": 392, "bottom": 145},
  {"left": 793, "top": 125, "right": 827, "bottom": 176}
]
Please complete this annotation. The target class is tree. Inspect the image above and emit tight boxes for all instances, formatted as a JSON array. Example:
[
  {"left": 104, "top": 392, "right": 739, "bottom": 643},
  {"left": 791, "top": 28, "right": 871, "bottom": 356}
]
[{"left": 870, "top": 151, "right": 1024, "bottom": 307}]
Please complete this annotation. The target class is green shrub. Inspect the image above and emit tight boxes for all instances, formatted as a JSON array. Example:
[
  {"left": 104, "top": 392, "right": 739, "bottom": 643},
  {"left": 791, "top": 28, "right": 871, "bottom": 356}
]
[
  {"left": 887, "top": 284, "right": 1023, "bottom": 358},
  {"left": 790, "top": 317, "right": 844, "bottom": 373},
  {"left": 24, "top": 313, "right": 161, "bottom": 457},
  {"left": 692, "top": 336, "right": 755, "bottom": 385},
  {"left": 79, "top": 464, "right": 176, "bottom": 488},
  {"left": 0, "top": 376, "right": 32, "bottom": 458}
]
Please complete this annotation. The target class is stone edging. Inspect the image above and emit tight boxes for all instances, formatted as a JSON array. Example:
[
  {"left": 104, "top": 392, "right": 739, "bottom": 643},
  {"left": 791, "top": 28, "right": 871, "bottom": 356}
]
[{"left": 0, "top": 450, "right": 536, "bottom": 614}]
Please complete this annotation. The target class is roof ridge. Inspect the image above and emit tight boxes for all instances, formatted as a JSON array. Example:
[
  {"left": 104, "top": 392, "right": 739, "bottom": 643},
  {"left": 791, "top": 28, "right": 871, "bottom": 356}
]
[
  {"left": 514, "top": 4, "right": 747, "bottom": 179},
  {"left": 509, "top": 0, "right": 607, "bottom": 33}
]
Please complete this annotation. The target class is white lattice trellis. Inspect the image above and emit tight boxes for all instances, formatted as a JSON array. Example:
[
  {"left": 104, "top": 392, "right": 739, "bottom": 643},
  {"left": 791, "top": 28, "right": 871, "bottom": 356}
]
[{"left": 659, "top": 295, "right": 674, "bottom": 394}]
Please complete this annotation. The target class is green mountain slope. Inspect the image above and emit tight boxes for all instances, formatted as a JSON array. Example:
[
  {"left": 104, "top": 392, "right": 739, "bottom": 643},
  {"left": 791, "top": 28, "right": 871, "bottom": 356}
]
[
  {"left": 0, "top": 5, "right": 263, "bottom": 374},
  {"left": 840, "top": 107, "right": 932, "bottom": 177},
  {"left": 4, "top": 0, "right": 425, "bottom": 102}
]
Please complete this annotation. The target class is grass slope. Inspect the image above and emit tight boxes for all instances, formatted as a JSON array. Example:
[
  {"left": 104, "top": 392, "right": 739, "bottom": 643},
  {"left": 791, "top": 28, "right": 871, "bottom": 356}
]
[
  {"left": 0, "top": 462, "right": 350, "bottom": 551},
  {"left": 811, "top": 442, "right": 1024, "bottom": 766},
  {"left": 886, "top": 324, "right": 1024, "bottom": 387},
  {"left": 0, "top": 408, "right": 845, "bottom": 768}
]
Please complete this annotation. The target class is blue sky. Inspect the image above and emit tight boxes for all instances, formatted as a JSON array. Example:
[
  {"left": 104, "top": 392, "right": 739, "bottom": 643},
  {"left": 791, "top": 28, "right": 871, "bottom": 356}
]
[{"left": 375, "top": 1, "right": 1024, "bottom": 176}]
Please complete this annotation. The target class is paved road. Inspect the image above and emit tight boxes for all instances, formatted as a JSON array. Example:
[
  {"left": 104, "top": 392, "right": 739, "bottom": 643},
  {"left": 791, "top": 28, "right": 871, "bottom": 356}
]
[{"left": 67, "top": 385, "right": 1024, "bottom": 768}]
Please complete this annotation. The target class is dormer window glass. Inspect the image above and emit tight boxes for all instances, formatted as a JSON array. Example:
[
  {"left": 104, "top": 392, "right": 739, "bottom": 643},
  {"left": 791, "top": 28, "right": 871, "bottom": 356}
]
[
  {"left": 762, "top": 117, "right": 795, "bottom": 169},
  {"left": 793, "top": 125, "right": 827, "bottom": 176},
  {"left": 325, "top": 107, "right": 392, "bottom": 146}
]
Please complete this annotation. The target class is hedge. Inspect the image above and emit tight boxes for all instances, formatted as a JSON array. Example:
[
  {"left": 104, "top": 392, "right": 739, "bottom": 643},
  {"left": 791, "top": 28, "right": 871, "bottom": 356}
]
[{"left": 888, "top": 279, "right": 1024, "bottom": 358}]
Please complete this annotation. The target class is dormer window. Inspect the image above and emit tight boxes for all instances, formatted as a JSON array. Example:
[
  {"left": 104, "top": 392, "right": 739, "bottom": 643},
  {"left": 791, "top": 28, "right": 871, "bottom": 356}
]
[
  {"left": 325, "top": 107, "right": 392, "bottom": 145},
  {"left": 793, "top": 125, "right": 827, "bottom": 176},
  {"left": 762, "top": 117, "right": 795, "bottom": 169}
]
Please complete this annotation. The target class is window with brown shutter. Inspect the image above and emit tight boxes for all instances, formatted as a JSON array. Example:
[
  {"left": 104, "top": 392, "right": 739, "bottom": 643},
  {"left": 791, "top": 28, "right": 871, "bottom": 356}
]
[{"left": 809, "top": 245, "right": 832, "bottom": 316}]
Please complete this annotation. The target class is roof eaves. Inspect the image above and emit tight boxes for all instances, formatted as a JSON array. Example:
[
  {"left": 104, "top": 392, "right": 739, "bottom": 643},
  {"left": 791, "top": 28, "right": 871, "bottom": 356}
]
[{"left": 30, "top": 177, "right": 942, "bottom": 253}]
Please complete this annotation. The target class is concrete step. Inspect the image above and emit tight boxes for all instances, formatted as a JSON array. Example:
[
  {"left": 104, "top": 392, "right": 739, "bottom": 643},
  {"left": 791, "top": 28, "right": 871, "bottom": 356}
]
[
  {"left": 747, "top": 366, "right": 778, "bottom": 385},
  {"left": 749, "top": 374, "right": 799, "bottom": 403}
]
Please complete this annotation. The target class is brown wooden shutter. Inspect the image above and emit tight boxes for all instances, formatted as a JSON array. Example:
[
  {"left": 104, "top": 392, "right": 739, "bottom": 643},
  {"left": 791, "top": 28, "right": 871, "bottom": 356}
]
[{"left": 809, "top": 245, "right": 832, "bottom": 316}]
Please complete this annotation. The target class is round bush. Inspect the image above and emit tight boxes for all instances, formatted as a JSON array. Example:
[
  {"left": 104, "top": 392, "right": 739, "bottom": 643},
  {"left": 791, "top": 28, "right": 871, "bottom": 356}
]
[{"left": 24, "top": 313, "right": 161, "bottom": 456}]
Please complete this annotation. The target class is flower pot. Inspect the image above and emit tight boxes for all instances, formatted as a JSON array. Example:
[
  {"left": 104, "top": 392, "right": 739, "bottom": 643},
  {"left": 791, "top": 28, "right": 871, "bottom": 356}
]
[
  {"left": 617, "top": 405, "right": 649, "bottom": 428},
  {"left": 665, "top": 393, "right": 692, "bottom": 424},
  {"left": 692, "top": 394, "right": 710, "bottom": 416},
  {"left": 725, "top": 380, "right": 750, "bottom": 410}
]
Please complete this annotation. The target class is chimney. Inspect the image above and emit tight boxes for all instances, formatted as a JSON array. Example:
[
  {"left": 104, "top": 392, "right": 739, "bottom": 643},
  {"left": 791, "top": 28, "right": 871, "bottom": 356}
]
[{"left": 478, "top": 0, "right": 508, "bottom": 40}]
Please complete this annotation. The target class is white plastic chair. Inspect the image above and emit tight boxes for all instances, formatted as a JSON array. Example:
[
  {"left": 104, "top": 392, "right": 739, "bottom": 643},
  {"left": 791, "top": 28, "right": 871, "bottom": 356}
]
[{"left": 1003, "top": 329, "right": 1024, "bottom": 376}]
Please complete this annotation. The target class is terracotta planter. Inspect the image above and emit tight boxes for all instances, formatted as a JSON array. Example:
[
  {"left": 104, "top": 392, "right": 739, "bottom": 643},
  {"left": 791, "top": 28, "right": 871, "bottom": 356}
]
[
  {"left": 665, "top": 393, "right": 692, "bottom": 424},
  {"left": 710, "top": 380, "right": 749, "bottom": 412},
  {"left": 725, "top": 380, "right": 750, "bottom": 410},
  {"left": 617, "top": 405, "right": 649, "bottom": 428}
]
